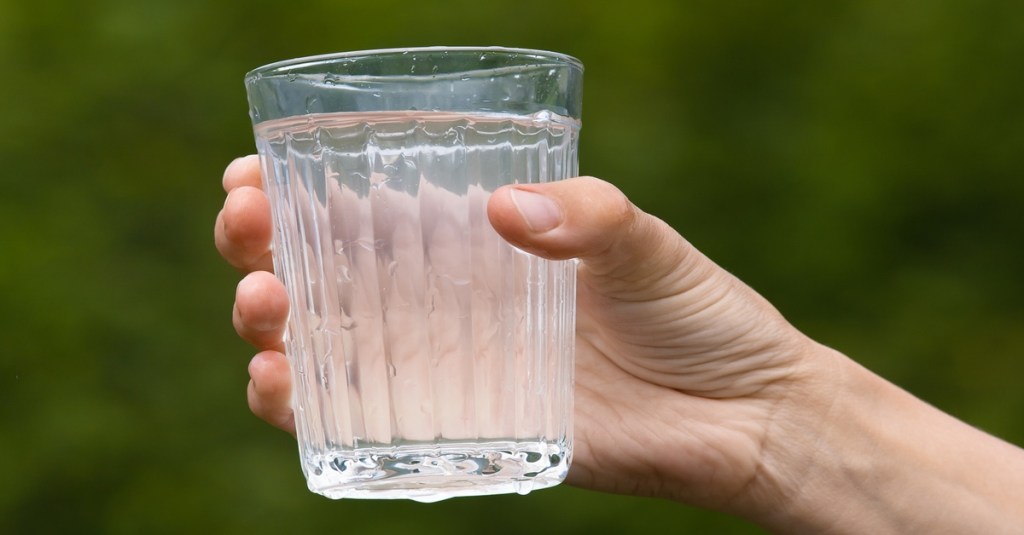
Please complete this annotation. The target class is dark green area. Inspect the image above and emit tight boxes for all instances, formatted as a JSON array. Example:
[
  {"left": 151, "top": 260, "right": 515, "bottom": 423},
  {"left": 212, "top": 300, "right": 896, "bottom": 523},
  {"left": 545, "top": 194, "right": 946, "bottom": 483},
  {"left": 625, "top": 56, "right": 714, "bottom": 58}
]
[{"left": 2, "top": 1, "right": 1022, "bottom": 532}]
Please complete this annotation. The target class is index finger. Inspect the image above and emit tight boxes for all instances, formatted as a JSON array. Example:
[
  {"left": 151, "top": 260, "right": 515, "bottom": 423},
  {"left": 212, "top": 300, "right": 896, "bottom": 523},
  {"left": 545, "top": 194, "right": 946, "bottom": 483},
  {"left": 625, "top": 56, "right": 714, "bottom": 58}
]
[{"left": 223, "top": 155, "right": 263, "bottom": 192}]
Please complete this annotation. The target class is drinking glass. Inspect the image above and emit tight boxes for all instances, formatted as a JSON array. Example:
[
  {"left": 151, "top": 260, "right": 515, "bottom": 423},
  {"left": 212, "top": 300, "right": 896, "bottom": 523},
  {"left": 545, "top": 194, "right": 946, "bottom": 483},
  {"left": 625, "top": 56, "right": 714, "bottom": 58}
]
[{"left": 244, "top": 47, "right": 582, "bottom": 502}]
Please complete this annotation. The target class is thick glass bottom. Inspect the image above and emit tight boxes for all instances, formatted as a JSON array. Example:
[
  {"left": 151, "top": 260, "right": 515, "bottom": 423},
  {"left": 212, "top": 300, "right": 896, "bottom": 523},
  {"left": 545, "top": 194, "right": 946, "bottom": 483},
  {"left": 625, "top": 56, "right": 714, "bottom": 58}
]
[{"left": 302, "top": 440, "right": 570, "bottom": 502}]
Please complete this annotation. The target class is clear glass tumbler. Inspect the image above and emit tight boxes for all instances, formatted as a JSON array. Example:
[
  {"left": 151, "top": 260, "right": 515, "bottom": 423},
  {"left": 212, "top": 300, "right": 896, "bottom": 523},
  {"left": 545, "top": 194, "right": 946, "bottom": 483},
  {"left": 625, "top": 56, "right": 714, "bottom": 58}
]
[{"left": 244, "top": 47, "right": 582, "bottom": 502}]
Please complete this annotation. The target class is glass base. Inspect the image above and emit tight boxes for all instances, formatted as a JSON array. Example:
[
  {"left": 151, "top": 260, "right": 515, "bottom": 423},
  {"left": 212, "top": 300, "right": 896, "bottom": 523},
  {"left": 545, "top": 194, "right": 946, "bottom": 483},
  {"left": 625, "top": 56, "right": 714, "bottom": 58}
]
[{"left": 302, "top": 440, "right": 570, "bottom": 502}]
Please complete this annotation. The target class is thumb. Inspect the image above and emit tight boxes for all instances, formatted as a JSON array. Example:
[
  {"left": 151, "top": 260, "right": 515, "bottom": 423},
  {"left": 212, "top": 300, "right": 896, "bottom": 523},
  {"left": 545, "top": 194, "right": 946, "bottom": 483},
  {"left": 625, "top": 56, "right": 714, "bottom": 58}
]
[
  {"left": 488, "top": 176, "right": 808, "bottom": 398},
  {"left": 487, "top": 177, "right": 708, "bottom": 295}
]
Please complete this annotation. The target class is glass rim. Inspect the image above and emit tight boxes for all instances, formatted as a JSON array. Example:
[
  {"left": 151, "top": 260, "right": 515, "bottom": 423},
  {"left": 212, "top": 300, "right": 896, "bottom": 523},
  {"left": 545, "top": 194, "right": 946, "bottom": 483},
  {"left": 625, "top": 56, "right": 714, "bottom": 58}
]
[{"left": 244, "top": 46, "right": 583, "bottom": 82}]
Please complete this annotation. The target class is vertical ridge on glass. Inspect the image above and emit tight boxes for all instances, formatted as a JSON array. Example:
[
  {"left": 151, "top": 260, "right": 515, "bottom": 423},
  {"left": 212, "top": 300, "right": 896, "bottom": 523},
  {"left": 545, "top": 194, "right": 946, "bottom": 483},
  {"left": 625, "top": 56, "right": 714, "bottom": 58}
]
[
  {"left": 368, "top": 139, "right": 398, "bottom": 448},
  {"left": 287, "top": 135, "right": 324, "bottom": 460},
  {"left": 307, "top": 136, "right": 343, "bottom": 453}
]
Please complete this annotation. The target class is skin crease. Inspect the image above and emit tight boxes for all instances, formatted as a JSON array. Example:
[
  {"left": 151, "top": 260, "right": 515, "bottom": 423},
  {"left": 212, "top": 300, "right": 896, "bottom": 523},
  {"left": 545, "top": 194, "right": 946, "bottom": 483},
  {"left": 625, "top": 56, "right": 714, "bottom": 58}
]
[{"left": 217, "top": 155, "right": 1024, "bottom": 533}]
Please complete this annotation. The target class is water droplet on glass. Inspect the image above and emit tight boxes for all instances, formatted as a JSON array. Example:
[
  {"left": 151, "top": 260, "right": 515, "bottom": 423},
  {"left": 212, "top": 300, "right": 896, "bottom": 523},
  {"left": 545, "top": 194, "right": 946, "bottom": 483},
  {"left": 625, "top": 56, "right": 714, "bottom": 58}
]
[
  {"left": 319, "top": 361, "right": 332, "bottom": 388},
  {"left": 305, "top": 95, "right": 320, "bottom": 112}
]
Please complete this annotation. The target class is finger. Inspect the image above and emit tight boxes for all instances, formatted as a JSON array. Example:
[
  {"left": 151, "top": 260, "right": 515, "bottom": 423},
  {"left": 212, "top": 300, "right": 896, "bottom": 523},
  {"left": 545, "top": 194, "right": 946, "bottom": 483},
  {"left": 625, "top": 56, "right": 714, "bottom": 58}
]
[
  {"left": 233, "top": 271, "right": 288, "bottom": 352},
  {"left": 223, "top": 155, "right": 263, "bottom": 192},
  {"left": 489, "top": 177, "right": 808, "bottom": 398},
  {"left": 215, "top": 185, "right": 274, "bottom": 273},
  {"left": 487, "top": 177, "right": 703, "bottom": 294},
  {"left": 247, "top": 350, "right": 295, "bottom": 434}
]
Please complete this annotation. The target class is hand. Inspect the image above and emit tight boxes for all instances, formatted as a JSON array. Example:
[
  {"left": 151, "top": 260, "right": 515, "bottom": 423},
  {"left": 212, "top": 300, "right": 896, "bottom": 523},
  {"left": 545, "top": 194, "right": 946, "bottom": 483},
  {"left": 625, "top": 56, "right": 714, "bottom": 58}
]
[
  {"left": 215, "top": 154, "right": 821, "bottom": 512},
  {"left": 216, "top": 155, "right": 1024, "bottom": 532}
]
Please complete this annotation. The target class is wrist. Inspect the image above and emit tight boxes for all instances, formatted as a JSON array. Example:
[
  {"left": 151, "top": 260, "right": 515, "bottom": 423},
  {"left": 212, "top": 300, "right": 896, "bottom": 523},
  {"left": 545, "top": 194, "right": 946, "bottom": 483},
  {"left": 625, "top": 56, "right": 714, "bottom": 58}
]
[
  {"left": 751, "top": 347, "right": 897, "bottom": 532},
  {"left": 718, "top": 341, "right": 852, "bottom": 530},
  {"left": 749, "top": 344, "right": 1024, "bottom": 533}
]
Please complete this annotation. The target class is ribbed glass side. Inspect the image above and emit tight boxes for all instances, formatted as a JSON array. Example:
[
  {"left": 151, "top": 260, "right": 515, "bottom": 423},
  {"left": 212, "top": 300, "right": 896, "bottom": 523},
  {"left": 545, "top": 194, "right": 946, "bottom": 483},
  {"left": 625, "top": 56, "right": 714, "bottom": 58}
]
[{"left": 255, "top": 110, "right": 577, "bottom": 502}]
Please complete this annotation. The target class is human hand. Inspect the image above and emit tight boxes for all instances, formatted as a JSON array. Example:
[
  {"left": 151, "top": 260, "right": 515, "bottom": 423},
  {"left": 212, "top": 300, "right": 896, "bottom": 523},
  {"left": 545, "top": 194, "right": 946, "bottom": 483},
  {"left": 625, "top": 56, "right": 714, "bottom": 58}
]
[
  {"left": 214, "top": 154, "right": 826, "bottom": 514},
  {"left": 216, "top": 155, "right": 1024, "bottom": 532}
]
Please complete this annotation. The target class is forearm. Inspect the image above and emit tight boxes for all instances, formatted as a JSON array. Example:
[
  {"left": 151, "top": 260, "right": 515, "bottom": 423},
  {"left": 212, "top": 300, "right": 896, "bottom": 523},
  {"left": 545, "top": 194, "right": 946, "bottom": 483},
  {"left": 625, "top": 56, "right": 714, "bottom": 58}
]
[{"left": 760, "top": 347, "right": 1024, "bottom": 533}]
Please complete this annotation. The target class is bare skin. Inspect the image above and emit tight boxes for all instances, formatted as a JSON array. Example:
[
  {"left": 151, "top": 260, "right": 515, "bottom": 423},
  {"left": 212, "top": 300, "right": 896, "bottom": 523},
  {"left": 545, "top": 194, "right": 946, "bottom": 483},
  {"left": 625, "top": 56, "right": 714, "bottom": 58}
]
[{"left": 216, "top": 155, "right": 1024, "bottom": 533}]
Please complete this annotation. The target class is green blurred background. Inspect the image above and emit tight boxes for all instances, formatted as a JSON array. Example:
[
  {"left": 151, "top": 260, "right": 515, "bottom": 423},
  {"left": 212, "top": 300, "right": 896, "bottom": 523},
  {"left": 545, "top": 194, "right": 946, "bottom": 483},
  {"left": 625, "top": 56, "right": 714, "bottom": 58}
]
[{"left": 2, "top": 0, "right": 1022, "bottom": 532}]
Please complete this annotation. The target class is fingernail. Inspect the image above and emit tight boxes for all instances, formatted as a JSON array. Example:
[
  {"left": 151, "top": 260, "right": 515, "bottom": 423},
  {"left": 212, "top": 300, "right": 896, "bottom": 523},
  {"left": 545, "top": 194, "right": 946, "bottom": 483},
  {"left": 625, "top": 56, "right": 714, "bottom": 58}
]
[{"left": 510, "top": 188, "right": 562, "bottom": 232}]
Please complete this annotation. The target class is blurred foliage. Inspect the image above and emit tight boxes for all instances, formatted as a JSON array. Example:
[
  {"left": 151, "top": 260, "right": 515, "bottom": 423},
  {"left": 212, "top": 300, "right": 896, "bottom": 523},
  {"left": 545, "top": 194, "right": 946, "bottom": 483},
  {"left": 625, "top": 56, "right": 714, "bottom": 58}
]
[{"left": 2, "top": 0, "right": 1023, "bottom": 533}]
